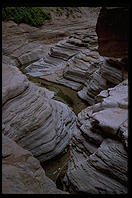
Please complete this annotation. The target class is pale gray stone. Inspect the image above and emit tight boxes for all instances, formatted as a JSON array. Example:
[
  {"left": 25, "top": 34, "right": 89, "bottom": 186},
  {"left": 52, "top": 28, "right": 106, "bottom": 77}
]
[
  {"left": 2, "top": 64, "right": 76, "bottom": 162},
  {"left": 64, "top": 138, "right": 127, "bottom": 194}
]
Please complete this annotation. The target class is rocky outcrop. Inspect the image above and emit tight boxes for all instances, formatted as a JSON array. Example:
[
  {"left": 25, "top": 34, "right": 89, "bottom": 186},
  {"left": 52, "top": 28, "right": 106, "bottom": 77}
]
[
  {"left": 3, "top": 9, "right": 128, "bottom": 107},
  {"left": 2, "top": 134, "right": 68, "bottom": 194},
  {"left": 24, "top": 27, "right": 128, "bottom": 106},
  {"left": 96, "top": 7, "right": 128, "bottom": 58},
  {"left": 2, "top": 21, "right": 52, "bottom": 68},
  {"left": 62, "top": 80, "right": 128, "bottom": 194},
  {"left": 61, "top": 8, "right": 128, "bottom": 193},
  {"left": 2, "top": 63, "right": 76, "bottom": 162},
  {"left": 64, "top": 138, "right": 127, "bottom": 194},
  {"left": 24, "top": 30, "right": 99, "bottom": 90},
  {"left": 2, "top": 7, "right": 100, "bottom": 67},
  {"left": 2, "top": 7, "right": 128, "bottom": 194},
  {"left": 24, "top": 29, "right": 111, "bottom": 106}
]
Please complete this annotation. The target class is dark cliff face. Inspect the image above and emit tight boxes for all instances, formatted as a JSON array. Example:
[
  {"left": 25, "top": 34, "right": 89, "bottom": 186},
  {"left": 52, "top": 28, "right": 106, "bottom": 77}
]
[{"left": 96, "top": 7, "right": 128, "bottom": 58}]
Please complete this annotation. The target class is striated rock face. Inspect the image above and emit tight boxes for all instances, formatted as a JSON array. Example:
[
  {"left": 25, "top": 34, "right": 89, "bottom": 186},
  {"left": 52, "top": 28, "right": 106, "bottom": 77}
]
[
  {"left": 2, "top": 134, "right": 68, "bottom": 194},
  {"left": 64, "top": 138, "right": 127, "bottom": 194},
  {"left": 2, "top": 63, "right": 76, "bottom": 162},
  {"left": 24, "top": 30, "right": 100, "bottom": 92},
  {"left": 24, "top": 30, "right": 114, "bottom": 105},
  {"left": 2, "top": 9, "right": 128, "bottom": 107},
  {"left": 24, "top": 28, "right": 128, "bottom": 106},
  {"left": 62, "top": 80, "right": 128, "bottom": 194},
  {"left": 96, "top": 7, "right": 128, "bottom": 58},
  {"left": 2, "top": 7, "right": 128, "bottom": 194},
  {"left": 2, "top": 7, "right": 100, "bottom": 67}
]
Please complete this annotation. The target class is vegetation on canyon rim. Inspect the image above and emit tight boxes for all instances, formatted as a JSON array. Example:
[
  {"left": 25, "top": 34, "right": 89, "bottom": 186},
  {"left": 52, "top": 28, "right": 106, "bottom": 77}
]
[{"left": 2, "top": 7, "right": 51, "bottom": 27}]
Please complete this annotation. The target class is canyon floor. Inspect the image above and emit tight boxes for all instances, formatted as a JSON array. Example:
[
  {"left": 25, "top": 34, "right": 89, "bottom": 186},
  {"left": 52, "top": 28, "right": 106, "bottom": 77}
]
[{"left": 2, "top": 7, "right": 128, "bottom": 194}]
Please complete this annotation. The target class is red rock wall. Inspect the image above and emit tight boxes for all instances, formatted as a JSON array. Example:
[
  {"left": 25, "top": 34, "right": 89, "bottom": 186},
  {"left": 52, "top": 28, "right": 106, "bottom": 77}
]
[{"left": 96, "top": 7, "right": 128, "bottom": 58}]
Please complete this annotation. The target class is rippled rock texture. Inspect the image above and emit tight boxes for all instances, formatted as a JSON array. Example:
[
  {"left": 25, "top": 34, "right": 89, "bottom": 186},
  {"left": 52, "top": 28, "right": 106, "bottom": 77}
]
[
  {"left": 2, "top": 64, "right": 76, "bottom": 162},
  {"left": 2, "top": 134, "right": 68, "bottom": 194},
  {"left": 24, "top": 26, "right": 128, "bottom": 106},
  {"left": 2, "top": 8, "right": 100, "bottom": 67},
  {"left": 24, "top": 30, "right": 100, "bottom": 92},
  {"left": 24, "top": 31, "right": 108, "bottom": 106},
  {"left": 2, "top": 7, "right": 128, "bottom": 194},
  {"left": 3, "top": 8, "right": 128, "bottom": 107},
  {"left": 60, "top": 7, "right": 128, "bottom": 194},
  {"left": 62, "top": 80, "right": 128, "bottom": 194}
]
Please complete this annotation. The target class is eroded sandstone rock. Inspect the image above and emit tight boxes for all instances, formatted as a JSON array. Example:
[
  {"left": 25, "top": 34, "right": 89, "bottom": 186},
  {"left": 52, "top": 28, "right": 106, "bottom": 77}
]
[
  {"left": 62, "top": 80, "right": 128, "bottom": 194},
  {"left": 24, "top": 27, "right": 128, "bottom": 106},
  {"left": 2, "top": 8, "right": 128, "bottom": 194},
  {"left": 2, "top": 64, "right": 76, "bottom": 162},
  {"left": 2, "top": 134, "right": 68, "bottom": 194},
  {"left": 64, "top": 138, "right": 127, "bottom": 194},
  {"left": 24, "top": 30, "right": 100, "bottom": 93},
  {"left": 3, "top": 15, "right": 128, "bottom": 107}
]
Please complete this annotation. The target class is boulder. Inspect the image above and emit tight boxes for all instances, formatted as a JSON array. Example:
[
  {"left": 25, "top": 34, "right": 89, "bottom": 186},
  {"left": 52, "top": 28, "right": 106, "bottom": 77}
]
[
  {"left": 2, "top": 64, "right": 76, "bottom": 162},
  {"left": 62, "top": 80, "right": 128, "bottom": 194}
]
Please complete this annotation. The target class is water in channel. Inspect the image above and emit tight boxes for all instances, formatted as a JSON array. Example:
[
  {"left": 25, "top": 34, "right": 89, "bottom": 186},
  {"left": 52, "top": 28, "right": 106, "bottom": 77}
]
[
  {"left": 26, "top": 74, "right": 89, "bottom": 115},
  {"left": 21, "top": 70, "right": 89, "bottom": 192}
]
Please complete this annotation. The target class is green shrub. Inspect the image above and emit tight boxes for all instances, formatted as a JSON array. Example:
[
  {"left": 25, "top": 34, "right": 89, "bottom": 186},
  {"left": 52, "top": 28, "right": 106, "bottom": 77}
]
[
  {"left": 2, "top": 7, "right": 51, "bottom": 27},
  {"left": 56, "top": 7, "right": 63, "bottom": 16}
]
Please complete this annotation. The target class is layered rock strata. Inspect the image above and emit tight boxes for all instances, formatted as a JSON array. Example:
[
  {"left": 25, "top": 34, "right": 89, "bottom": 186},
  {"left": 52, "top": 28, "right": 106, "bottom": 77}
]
[
  {"left": 24, "top": 30, "right": 100, "bottom": 92},
  {"left": 2, "top": 7, "right": 128, "bottom": 194},
  {"left": 2, "top": 7, "right": 100, "bottom": 68},
  {"left": 25, "top": 29, "right": 128, "bottom": 106},
  {"left": 2, "top": 63, "right": 76, "bottom": 162},
  {"left": 62, "top": 80, "right": 128, "bottom": 194},
  {"left": 2, "top": 134, "right": 68, "bottom": 194},
  {"left": 3, "top": 14, "right": 128, "bottom": 107}
]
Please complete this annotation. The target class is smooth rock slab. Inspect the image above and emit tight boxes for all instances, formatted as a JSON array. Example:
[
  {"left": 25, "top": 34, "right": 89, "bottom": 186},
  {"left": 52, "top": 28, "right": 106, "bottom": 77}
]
[
  {"left": 2, "top": 64, "right": 29, "bottom": 105},
  {"left": 94, "top": 79, "right": 128, "bottom": 111},
  {"left": 92, "top": 107, "right": 128, "bottom": 135},
  {"left": 91, "top": 80, "right": 128, "bottom": 137}
]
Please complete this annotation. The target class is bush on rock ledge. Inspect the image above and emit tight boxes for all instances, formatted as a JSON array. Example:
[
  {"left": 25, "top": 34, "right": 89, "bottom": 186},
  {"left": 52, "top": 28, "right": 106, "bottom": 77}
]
[{"left": 2, "top": 7, "right": 51, "bottom": 27}]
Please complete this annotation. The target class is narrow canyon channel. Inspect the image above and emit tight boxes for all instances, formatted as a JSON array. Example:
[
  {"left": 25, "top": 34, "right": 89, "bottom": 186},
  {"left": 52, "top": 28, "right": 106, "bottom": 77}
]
[
  {"left": 25, "top": 75, "right": 89, "bottom": 115},
  {"left": 2, "top": 7, "right": 128, "bottom": 194},
  {"left": 20, "top": 68, "right": 89, "bottom": 192}
]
